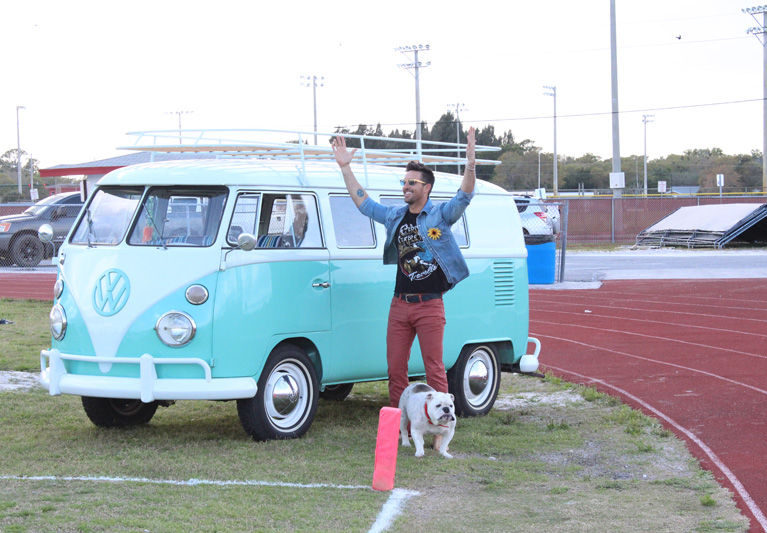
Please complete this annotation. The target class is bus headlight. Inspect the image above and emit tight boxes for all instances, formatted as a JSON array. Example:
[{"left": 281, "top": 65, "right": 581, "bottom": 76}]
[
  {"left": 50, "top": 305, "right": 67, "bottom": 340},
  {"left": 53, "top": 278, "right": 64, "bottom": 300},
  {"left": 155, "top": 311, "right": 196, "bottom": 347}
]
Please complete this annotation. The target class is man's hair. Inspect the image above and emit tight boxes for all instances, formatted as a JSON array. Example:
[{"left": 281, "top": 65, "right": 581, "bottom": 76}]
[{"left": 405, "top": 161, "right": 435, "bottom": 190}]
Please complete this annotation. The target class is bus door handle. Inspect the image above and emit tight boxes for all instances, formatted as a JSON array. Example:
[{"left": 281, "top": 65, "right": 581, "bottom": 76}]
[{"left": 312, "top": 281, "right": 330, "bottom": 289}]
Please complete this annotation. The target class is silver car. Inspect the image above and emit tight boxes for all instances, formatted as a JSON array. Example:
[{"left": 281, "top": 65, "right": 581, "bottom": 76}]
[{"left": 513, "top": 196, "right": 553, "bottom": 237}]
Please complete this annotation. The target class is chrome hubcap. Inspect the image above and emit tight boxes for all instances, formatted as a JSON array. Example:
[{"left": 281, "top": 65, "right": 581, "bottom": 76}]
[
  {"left": 468, "top": 359, "right": 489, "bottom": 395},
  {"left": 265, "top": 361, "right": 310, "bottom": 430},
  {"left": 463, "top": 348, "right": 495, "bottom": 408}
]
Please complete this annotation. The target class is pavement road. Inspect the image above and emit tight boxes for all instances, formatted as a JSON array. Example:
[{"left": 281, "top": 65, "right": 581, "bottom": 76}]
[{"left": 562, "top": 248, "right": 767, "bottom": 282}]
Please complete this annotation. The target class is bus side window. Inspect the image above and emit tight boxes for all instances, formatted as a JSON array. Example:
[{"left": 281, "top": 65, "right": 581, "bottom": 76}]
[
  {"left": 329, "top": 195, "right": 376, "bottom": 248},
  {"left": 256, "top": 194, "right": 323, "bottom": 249},
  {"left": 228, "top": 193, "right": 260, "bottom": 245}
]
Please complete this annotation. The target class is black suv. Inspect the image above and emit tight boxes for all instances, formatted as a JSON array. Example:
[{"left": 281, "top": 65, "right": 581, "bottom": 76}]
[{"left": 0, "top": 192, "right": 83, "bottom": 267}]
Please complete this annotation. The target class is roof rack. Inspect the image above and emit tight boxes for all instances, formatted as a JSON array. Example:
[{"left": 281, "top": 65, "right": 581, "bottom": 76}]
[{"left": 119, "top": 128, "right": 501, "bottom": 169}]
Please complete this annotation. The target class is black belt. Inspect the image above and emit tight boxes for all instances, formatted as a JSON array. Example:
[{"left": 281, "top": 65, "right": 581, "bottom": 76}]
[{"left": 395, "top": 292, "right": 443, "bottom": 303}]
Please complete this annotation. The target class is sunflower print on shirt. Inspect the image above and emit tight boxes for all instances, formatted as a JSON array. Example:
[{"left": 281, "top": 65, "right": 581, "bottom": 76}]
[{"left": 427, "top": 227, "right": 442, "bottom": 240}]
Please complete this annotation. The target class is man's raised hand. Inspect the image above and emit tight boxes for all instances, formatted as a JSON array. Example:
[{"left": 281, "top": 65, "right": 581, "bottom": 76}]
[{"left": 331, "top": 136, "right": 357, "bottom": 168}]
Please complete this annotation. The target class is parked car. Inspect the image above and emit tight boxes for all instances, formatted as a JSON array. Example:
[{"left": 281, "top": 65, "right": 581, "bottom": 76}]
[
  {"left": 544, "top": 202, "right": 561, "bottom": 234},
  {"left": 513, "top": 196, "right": 561, "bottom": 235},
  {"left": 0, "top": 192, "right": 82, "bottom": 267},
  {"left": 513, "top": 196, "right": 552, "bottom": 236}
]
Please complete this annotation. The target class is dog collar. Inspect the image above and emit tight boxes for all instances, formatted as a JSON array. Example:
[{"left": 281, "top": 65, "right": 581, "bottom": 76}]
[{"left": 424, "top": 402, "right": 449, "bottom": 428}]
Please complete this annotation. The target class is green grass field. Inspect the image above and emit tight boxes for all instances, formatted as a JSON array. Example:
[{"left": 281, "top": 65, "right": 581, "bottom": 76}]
[{"left": 0, "top": 299, "right": 749, "bottom": 532}]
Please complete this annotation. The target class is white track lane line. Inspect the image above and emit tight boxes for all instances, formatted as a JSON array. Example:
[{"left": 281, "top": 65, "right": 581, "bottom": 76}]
[
  {"left": 578, "top": 288, "right": 767, "bottom": 308},
  {"left": 533, "top": 319, "right": 767, "bottom": 361},
  {"left": 532, "top": 333, "right": 767, "bottom": 396},
  {"left": 0, "top": 475, "right": 420, "bottom": 533},
  {"left": 532, "top": 297, "right": 767, "bottom": 324},
  {"left": 543, "top": 364, "right": 767, "bottom": 533},
  {"left": 533, "top": 308, "right": 767, "bottom": 340}
]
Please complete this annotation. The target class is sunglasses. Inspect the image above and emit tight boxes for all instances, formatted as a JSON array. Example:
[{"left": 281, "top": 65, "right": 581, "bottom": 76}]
[{"left": 400, "top": 178, "right": 427, "bottom": 186}]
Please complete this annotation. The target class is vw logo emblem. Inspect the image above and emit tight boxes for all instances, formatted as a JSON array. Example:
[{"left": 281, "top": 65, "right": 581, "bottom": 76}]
[{"left": 93, "top": 269, "right": 130, "bottom": 316}]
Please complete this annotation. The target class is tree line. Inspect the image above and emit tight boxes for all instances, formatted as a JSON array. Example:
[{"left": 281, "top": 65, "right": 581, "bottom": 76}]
[
  {"left": 2, "top": 116, "right": 764, "bottom": 203},
  {"left": 336, "top": 114, "right": 764, "bottom": 193}
]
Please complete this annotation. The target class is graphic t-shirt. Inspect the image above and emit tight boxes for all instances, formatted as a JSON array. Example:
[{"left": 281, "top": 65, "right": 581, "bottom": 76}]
[{"left": 394, "top": 210, "right": 449, "bottom": 294}]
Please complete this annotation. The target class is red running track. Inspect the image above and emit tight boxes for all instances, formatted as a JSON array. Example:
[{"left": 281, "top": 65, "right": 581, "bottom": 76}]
[
  {"left": 0, "top": 272, "right": 56, "bottom": 301},
  {"left": 531, "top": 279, "right": 767, "bottom": 533}
]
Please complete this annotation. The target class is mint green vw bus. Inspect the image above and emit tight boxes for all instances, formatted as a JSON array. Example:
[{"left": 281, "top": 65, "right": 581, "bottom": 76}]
[{"left": 39, "top": 130, "right": 541, "bottom": 441}]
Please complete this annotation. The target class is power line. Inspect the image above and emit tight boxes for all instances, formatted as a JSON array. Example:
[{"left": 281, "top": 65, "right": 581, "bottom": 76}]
[{"left": 333, "top": 97, "right": 765, "bottom": 132}]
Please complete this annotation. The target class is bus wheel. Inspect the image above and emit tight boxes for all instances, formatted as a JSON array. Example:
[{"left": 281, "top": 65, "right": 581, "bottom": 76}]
[
  {"left": 447, "top": 344, "right": 500, "bottom": 417},
  {"left": 237, "top": 344, "right": 319, "bottom": 441},
  {"left": 319, "top": 383, "right": 354, "bottom": 401},
  {"left": 81, "top": 397, "right": 159, "bottom": 427}
]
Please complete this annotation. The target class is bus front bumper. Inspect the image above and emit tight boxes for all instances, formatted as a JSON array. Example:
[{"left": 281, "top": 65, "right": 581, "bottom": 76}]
[{"left": 40, "top": 349, "right": 258, "bottom": 402}]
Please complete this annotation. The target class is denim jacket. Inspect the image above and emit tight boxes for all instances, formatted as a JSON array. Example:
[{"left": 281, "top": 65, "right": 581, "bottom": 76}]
[{"left": 358, "top": 188, "right": 474, "bottom": 289}]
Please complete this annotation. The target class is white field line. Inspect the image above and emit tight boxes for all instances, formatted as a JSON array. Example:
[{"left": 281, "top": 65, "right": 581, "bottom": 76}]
[
  {"left": 0, "top": 475, "right": 420, "bottom": 533},
  {"left": 368, "top": 488, "right": 421, "bottom": 533},
  {"left": 544, "top": 364, "right": 767, "bottom": 533},
  {"left": 533, "top": 333, "right": 767, "bottom": 396}
]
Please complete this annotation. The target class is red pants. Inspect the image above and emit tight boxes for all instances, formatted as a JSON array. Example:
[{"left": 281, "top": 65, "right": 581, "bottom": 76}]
[{"left": 386, "top": 296, "right": 448, "bottom": 407}]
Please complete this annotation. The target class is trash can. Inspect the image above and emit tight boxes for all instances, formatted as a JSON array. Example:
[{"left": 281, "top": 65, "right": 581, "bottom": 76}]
[{"left": 525, "top": 235, "right": 556, "bottom": 284}]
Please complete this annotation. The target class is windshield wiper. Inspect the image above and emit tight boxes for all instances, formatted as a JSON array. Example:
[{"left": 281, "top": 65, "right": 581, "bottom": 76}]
[
  {"left": 144, "top": 210, "right": 167, "bottom": 249},
  {"left": 86, "top": 208, "right": 94, "bottom": 248}
]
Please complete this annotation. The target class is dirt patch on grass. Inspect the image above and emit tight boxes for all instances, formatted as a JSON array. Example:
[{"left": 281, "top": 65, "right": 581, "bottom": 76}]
[{"left": 0, "top": 371, "right": 40, "bottom": 391}]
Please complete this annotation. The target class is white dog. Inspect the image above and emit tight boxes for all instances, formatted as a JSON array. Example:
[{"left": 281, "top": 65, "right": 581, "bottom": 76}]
[{"left": 398, "top": 383, "right": 456, "bottom": 459}]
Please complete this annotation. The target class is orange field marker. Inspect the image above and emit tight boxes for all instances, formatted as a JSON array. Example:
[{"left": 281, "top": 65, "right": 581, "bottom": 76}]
[{"left": 372, "top": 407, "right": 401, "bottom": 491}]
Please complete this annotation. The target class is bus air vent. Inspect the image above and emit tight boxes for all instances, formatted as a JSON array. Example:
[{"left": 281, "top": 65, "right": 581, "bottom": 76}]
[{"left": 493, "top": 261, "right": 515, "bottom": 306}]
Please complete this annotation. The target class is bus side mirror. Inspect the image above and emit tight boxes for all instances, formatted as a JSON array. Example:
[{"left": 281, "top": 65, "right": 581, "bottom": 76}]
[
  {"left": 237, "top": 233, "right": 256, "bottom": 251},
  {"left": 38, "top": 224, "right": 54, "bottom": 243}
]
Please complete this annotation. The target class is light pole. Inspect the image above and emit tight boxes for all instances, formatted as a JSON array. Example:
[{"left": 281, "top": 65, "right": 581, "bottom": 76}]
[
  {"left": 610, "top": 0, "right": 622, "bottom": 179},
  {"left": 166, "top": 110, "right": 193, "bottom": 144},
  {"left": 16, "top": 105, "right": 25, "bottom": 197},
  {"left": 543, "top": 86, "right": 558, "bottom": 196},
  {"left": 447, "top": 102, "right": 465, "bottom": 174},
  {"left": 301, "top": 75, "right": 324, "bottom": 145},
  {"left": 744, "top": 6, "right": 767, "bottom": 192},
  {"left": 538, "top": 151, "right": 542, "bottom": 190},
  {"left": 397, "top": 44, "right": 431, "bottom": 160},
  {"left": 642, "top": 114, "right": 654, "bottom": 196}
]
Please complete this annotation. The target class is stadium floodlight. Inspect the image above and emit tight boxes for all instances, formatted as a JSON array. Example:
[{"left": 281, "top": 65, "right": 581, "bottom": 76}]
[
  {"left": 301, "top": 75, "right": 324, "bottom": 145},
  {"left": 543, "top": 86, "right": 558, "bottom": 196},
  {"left": 396, "top": 43, "right": 431, "bottom": 160}
]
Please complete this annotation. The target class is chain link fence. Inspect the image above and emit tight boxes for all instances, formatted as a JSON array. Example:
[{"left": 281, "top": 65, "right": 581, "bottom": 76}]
[{"left": 560, "top": 195, "right": 767, "bottom": 246}]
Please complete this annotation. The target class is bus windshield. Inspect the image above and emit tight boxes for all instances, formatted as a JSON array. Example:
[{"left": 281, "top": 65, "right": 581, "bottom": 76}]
[
  {"left": 128, "top": 187, "right": 227, "bottom": 247},
  {"left": 71, "top": 187, "right": 144, "bottom": 246}
]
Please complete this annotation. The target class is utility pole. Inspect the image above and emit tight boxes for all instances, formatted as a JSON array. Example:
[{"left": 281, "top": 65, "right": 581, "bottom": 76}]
[
  {"left": 610, "top": 0, "right": 622, "bottom": 186},
  {"left": 744, "top": 6, "right": 767, "bottom": 192},
  {"left": 447, "top": 102, "right": 465, "bottom": 174},
  {"left": 301, "top": 75, "right": 324, "bottom": 145},
  {"left": 642, "top": 114, "right": 654, "bottom": 196},
  {"left": 538, "top": 151, "right": 542, "bottom": 190},
  {"left": 397, "top": 44, "right": 431, "bottom": 160},
  {"left": 16, "top": 105, "right": 25, "bottom": 196},
  {"left": 543, "top": 86, "right": 558, "bottom": 196},
  {"left": 167, "top": 110, "right": 193, "bottom": 144}
]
